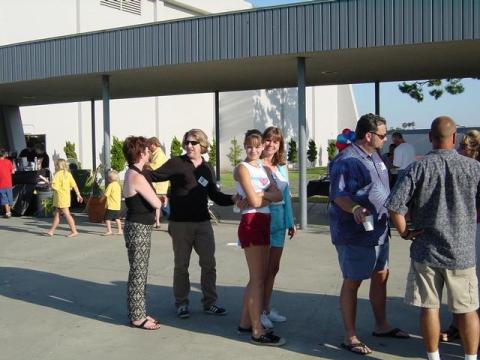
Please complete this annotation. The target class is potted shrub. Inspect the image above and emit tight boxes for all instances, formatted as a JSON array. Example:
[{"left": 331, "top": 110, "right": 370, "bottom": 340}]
[{"left": 85, "top": 165, "right": 106, "bottom": 223}]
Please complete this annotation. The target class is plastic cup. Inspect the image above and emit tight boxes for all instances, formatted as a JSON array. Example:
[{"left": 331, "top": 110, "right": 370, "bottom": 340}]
[
  {"left": 362, "top": 215, "right": 374, "bottom": 231},
  {"left": 233, "top": 205, "right": 241, "bottom": 213}
]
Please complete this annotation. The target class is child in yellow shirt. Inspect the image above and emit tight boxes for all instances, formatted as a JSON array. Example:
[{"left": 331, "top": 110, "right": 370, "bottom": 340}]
[
  {"left": 103, "top": 170, "right": 123, "bottom": 235},
  {"left": 47, "top": 159, "right": 83, "bottom": 237}
]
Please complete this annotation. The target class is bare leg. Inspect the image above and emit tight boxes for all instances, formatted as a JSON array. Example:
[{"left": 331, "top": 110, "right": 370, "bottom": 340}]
[
  {"left": 5, "top": 204, "right": 11, "bottom": 215},
  {"left": 47, "top": 208, "right": 61, "bottom": 235},
  {"left": 154, "top": 208, "right": 160, "bottom": 228},
  {"left": 420, "top": 308, "right": 441, "bottom": 353},
  {"left": 340, "top": 278, "right": 367, "bottom": 346},
  {"left": 370, "top": 269, "right": 390, "bottom": 333},
  {"left": 62, "top": 208, "right": 78, "bottom": 237},
  {"left": 456, "top": 311, "right": 479, "bottom": 355},
  {"left": 263, "top": 247, "right": 283, "bottom": 312},
  {"left": 115, "top": 219, "right": 123, "bottom": 235},
  {"left": 239, "top": 245, "right": 269, "bottom": 338},
  {"left": 104, "top": 220, "right": 113, "bottom": 235}
]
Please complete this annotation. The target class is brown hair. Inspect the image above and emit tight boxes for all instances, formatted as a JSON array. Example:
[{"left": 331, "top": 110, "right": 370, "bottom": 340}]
[
  {"left": 182, "top": 129, "right": 209, "bottom": 154},
  {"left": 261, "top": 126, "right": 286, "bottom": 166},
  {"left": 123, "top": 136, "right": 149, "bottom": 165},
  {"left": 244, "top": 129, "right": 262, "bottom": 147}
]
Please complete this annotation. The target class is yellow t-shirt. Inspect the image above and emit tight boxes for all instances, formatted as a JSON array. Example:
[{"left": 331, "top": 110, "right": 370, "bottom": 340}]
[
  {"left": 51, "top": 170, "right": 77, "bottom": 208},
  {"left": 149, "top": 147, "right": 169, "bottom": 194},
  {"left": 104, "top": 181, "right": 121, "bottom": 210}
]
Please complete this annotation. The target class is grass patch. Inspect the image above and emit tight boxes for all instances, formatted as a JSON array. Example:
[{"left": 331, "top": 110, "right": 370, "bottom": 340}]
[{"left": 219, "top": 166, "right": 328, "bottom": 196}]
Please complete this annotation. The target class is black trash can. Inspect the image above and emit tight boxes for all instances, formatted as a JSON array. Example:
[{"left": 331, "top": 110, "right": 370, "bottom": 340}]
[{"left": 35, "top": 186, "right": 54, "bottom": 217}]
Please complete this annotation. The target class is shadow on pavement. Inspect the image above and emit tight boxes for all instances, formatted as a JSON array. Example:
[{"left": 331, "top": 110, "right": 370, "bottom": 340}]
[{"left": 0, "top": 267, "right": 464, "bottom": 359}]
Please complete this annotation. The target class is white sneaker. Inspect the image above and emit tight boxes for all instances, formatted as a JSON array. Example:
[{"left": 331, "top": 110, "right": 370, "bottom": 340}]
[
  {"left": 268, "top": 309, "right": 287, "bottom": 323},
  {"left": 260, "top": 311, "right": 274, "bottom": 329}
]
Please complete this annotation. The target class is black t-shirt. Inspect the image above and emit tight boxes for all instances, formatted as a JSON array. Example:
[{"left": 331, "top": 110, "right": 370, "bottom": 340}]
[
  {"left": 19, "top": 148, "right": 36, "bottom": 162},
  {"left": 145, "top": 155, "right": 233, "bottom": 222}
]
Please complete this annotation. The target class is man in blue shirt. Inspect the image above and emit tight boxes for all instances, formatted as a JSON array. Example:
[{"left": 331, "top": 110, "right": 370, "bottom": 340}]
[{"left": 329, "top": 113, "right": 409, "bottom": 355}]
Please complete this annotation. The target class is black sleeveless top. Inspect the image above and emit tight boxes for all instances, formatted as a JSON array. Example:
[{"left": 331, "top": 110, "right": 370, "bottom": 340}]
[{"left": 125, "top": 165, "right": 155, "bottom": 225}]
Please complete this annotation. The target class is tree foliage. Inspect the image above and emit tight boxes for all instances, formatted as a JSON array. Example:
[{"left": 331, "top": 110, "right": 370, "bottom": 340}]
[
  {"left": 208, "top": 138, "right": 217, "bottom": 167},
  {"left": 227, "top": 137, "right": 243, "bottom": 167},
  {"left": 110, "top": 136, "right": 126, "bottom": 172},
  {"left": 170, "top": 136, "right": 183, "bottom": 158},
  {"left": 398, "top": 78, "right": 465, "bottom": 102},
  {"left": 307, "top": 139, "right": 318, "bottom": 165},
  {"left": 327, "top": 142, "right": 337, "bottom": 161},
  {"left": 287, "top": 138, "right": 297, "bottom": 164}
]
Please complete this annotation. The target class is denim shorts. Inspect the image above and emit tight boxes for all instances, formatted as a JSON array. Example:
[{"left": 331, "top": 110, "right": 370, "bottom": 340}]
[
  {"left": 0, "top": 188, "right": 13, "bottom": 206},
  {"left": 335, "top": 242, "right": 389, "bottom": 280}
]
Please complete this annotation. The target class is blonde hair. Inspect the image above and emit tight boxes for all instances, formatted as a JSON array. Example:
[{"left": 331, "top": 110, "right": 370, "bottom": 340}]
[
  {"left": 55, "top": 159, "right": 69, "bottom": 173},
  {"left": 460, "top": 130, "right": 480, "bottom": 160},
  {"left": 107, "top": 170, "right": 119, "bottom": 182},
  {"left": 182, "top": 129, "right": 209, "bottom": 154},
  {"left": 147, "top": 137, "right": 161, "bottom": 148}
]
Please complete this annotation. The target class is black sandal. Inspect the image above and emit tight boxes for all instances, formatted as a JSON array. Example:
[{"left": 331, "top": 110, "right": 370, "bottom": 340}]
[{"left": 130, "top": 318, "right": 160, "bottom": 330}]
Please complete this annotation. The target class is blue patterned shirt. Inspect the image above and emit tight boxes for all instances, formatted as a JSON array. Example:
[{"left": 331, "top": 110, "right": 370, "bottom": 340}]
[
  {"left": 385, "top": 149, "right": 480, "bottom": 269},
  {"left": 329, "top": 144, "right": 390, "bottom": 246}
]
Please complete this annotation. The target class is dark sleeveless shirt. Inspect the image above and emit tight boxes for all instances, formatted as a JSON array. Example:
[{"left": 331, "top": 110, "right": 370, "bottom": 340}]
[{"left": 124, "top": 165, "right": 155, "bottom": 225}]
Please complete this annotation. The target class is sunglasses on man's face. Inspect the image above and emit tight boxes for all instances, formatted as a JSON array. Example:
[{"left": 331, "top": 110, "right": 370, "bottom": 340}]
[
  {"left": 183, "top": 140, "right": 199, "bottom": 146},
  {"left": 369, "top": 131, "right": 388, "bottom": 140}
]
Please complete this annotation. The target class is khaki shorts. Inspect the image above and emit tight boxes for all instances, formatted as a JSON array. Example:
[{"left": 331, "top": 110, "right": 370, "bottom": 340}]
[{"left": 405, "top": 261, "right": 479, "bottom": 314}]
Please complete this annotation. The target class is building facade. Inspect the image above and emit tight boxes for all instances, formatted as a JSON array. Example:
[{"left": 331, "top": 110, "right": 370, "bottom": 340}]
[{"left": 0, "top": 0, "right": 357, "bottom": 171}]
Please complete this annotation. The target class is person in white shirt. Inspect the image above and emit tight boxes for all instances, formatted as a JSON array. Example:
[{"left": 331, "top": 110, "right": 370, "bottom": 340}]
[{"left": 392, "top": 132, "right": 416, "bottom": 176}]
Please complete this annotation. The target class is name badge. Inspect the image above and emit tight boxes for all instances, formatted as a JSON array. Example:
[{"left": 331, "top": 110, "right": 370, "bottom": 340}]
[
  {"left": 198, "top": 176, "right": 208, "bottom": 187},
  {"left": 379, "top": 162, "right": 387, "bottom": 171}
]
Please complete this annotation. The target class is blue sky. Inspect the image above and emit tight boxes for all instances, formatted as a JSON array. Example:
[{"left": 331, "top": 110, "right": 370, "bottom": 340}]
[{"left": 249, "top": 0, "right": 479, "bottom": 129}]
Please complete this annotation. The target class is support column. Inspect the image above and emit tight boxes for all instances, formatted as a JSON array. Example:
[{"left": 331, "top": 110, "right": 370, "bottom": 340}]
[
  {"left": 91, "top": 99, "right": 97, "bottom": 170},
  {"left": 297, "top": 58, "right": 307, "bottom": 230},
  {"left": 214, "top": 91, "right": 220, "bottom": 183},
  {"left": 375, "top": 81, "right": 380, "bottom": 115},
  {"left": 102, "top": 75, "right": 111, "bottom": 181}
]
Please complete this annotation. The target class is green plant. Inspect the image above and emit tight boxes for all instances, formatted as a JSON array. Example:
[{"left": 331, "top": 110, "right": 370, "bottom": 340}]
[
  {"left": 84, "top": 165, "right": 105, "bottom": 198},
  {"left": 64, "top": 141, "right": 78, "bottom": 160},
  {"left": 227, "top": 137, "right": 242, "bottom": 167},
  {"left": 287, "top": 139, "right": 297, "bottom": 164},
  {"left": 208, "top": 138, "right": 217, "bottom": 167},
  {"left": 327, "top": 142, "right": 337, "bottom": 161},
  {"left": 40, "top": 198, "right": 54, "bottom": 217},
  {"left": 170, "top": 136, "right": 183, "bottom": 157},
  {"left": 307, "top": 139, "right": 318, "bottom": 165},
  {"left": 110, "top": 136, "right": 126, "bottom": 172}
]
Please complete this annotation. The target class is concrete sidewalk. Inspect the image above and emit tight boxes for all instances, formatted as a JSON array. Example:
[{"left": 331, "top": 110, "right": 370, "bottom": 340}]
[{"left": 0, "top": 214, "right": 463, "bottom": 360}]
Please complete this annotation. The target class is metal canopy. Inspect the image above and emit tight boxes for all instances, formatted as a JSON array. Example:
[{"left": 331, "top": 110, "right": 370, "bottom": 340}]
[{"left": 1, "top": 0, "right": 479, "bottom": 106}]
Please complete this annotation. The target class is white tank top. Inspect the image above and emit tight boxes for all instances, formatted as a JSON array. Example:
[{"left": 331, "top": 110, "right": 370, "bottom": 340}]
[{"left": 235, "top": 161, "right": 271, "bottom": 214}]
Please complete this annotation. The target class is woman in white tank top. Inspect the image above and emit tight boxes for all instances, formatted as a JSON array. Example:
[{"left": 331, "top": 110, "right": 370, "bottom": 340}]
[{"left": 233, "top": 129, "right": 285, "bottom": 346}]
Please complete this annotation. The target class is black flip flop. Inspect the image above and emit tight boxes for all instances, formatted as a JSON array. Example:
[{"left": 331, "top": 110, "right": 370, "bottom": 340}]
[
  {"left": 130, "top": 318, "right": 160, "bottom": 330},
  {"left": 372, "top": 327, "right": 410, "bottom": 338}
]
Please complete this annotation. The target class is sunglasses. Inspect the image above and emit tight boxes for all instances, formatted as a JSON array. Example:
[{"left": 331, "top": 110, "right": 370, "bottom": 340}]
[
  {"left": 183, "top": 140, "right": 199, "bottom": 146},
  {"left": 369, "top": 132, "right": 388, "bottom": 140}
]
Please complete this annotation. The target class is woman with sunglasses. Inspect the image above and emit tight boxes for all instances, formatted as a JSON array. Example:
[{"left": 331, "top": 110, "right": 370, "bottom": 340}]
[
  {"left": 145, "top": 129, "right": 236, "bottom": 319},
  {"left": 235, "top": 129, "right": 285, "bottom": 346}
]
